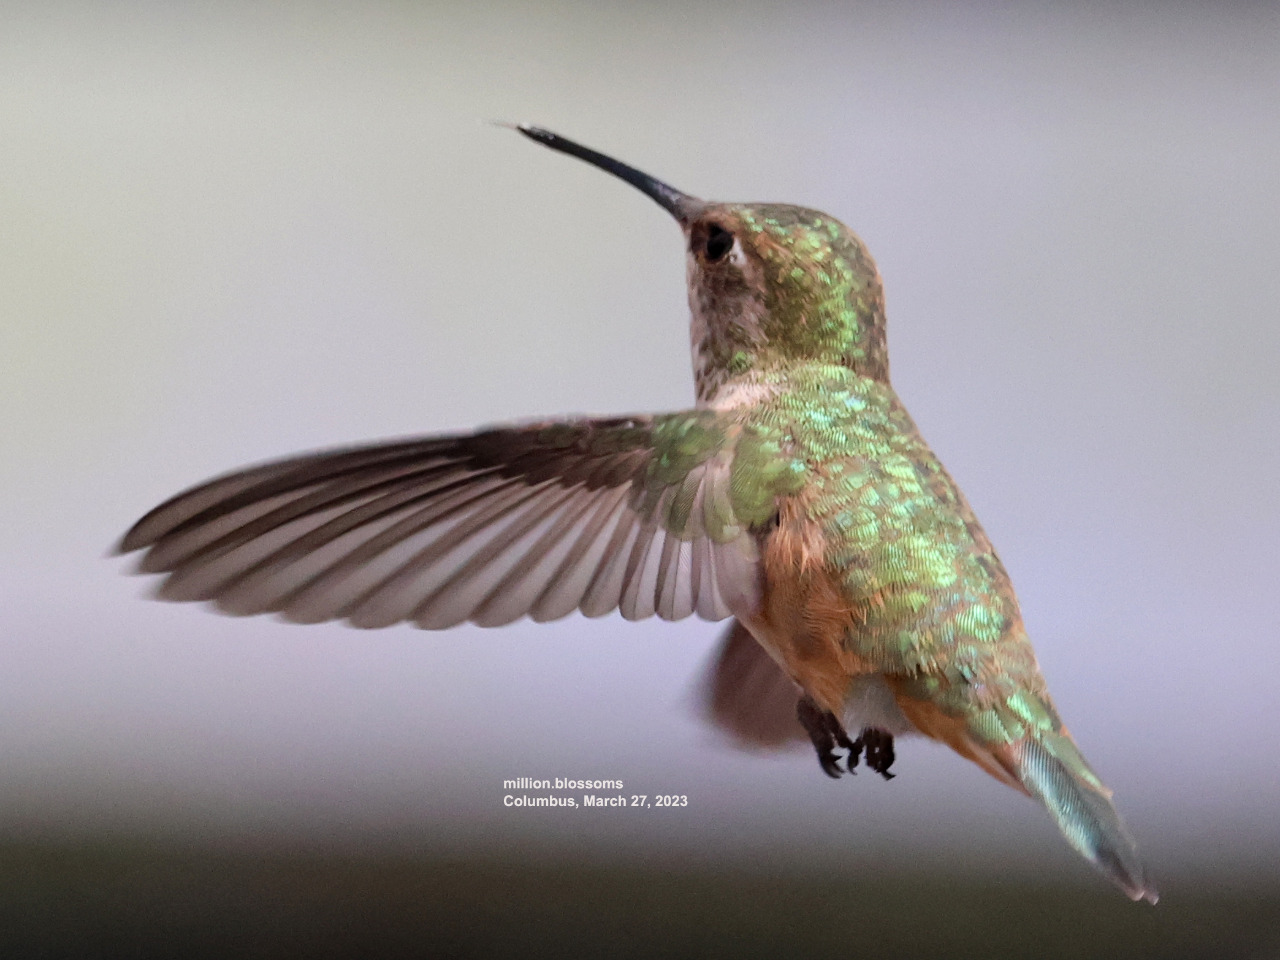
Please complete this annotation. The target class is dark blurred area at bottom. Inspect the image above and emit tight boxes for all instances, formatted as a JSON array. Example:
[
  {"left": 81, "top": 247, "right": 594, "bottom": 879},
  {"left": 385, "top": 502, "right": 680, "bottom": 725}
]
[{"left": 2, "top": 839, "right": 1275, "bottom": 959}]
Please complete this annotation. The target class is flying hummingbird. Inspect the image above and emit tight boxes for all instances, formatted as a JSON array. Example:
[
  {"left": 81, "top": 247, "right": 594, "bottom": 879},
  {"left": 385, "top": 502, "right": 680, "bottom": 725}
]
[{"left": 119, "top": 125, "right": 1156, "bottom": 903}]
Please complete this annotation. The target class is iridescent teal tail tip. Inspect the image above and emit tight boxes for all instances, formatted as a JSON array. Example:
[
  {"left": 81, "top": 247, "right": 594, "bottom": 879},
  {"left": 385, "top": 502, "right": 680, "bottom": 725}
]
[{"left": 1017, "top": 739, "right": 1159, "bottom": 904}]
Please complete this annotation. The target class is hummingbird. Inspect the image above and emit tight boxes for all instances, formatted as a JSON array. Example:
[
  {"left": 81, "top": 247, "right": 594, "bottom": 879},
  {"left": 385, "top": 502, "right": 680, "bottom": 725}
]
[{"left": 119, "top": 125, "right": 1157, "bottom": 903}]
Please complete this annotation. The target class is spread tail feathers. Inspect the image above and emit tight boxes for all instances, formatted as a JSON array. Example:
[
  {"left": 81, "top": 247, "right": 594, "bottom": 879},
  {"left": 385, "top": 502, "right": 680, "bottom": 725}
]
[{"left": 1012, "top": 735, "right": 1159, "bottom": 904}]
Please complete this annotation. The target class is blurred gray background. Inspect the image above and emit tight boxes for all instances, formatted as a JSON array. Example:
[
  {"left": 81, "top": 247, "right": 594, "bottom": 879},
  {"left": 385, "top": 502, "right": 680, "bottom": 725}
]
[{"left": 1, "top": 2, "right": 1278, "bottom": 952}]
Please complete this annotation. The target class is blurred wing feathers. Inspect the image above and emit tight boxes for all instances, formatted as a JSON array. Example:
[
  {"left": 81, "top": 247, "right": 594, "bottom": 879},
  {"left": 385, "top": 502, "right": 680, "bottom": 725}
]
[{"left": 699, "top": 618, "right": 807, "bottom": 749}]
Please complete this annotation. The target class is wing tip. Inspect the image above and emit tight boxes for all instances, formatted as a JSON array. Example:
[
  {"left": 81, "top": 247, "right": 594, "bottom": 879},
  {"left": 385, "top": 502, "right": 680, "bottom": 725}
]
[{"left": 115, "top": 525, "right": 150, "bottom": 556}]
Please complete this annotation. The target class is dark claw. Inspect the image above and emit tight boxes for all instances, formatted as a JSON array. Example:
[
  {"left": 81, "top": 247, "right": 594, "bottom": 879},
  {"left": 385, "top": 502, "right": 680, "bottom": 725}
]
[
  {"left": 860, "top": 728, "right": 896, "bottom": 780},
  {"left": 797, "top": 699, "right": 900, "bottom": 783},
  {"left": 818, "top": 749, "right": 843, "bottom": 779},
  {"left": 844, "top": 732, "right": 865, "bottom": 778},
  {"left": 797, "top": 696, "right": 858, "bottom": 779}
]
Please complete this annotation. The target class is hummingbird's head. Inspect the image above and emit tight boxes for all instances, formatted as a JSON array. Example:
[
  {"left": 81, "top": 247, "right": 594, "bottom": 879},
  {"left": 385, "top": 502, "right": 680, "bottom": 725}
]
[
  {"left": 680, "top": 203, "right": 887, "bottom": 401},
  {"left": 515, "top": 126, "right": 888, "bottom": 402}
]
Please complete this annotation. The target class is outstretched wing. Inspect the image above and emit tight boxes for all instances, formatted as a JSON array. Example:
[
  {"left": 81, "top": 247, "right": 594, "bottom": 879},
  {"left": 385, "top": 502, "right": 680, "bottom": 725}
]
[{"left": 119, "top": 412, "right": 796, "bottom": 629}]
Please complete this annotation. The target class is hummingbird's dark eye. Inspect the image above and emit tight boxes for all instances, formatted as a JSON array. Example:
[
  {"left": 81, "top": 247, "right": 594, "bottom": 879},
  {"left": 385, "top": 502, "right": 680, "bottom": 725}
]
[{"left": 703, "top": 224, "right": 734, "bottom": 262}]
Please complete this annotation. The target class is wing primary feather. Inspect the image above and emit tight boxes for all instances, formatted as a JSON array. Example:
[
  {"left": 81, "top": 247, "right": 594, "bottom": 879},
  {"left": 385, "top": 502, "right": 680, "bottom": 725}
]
[
  {"left": 657, "top": 537, "right": 696, "bottom": 621},
  {"left": 207, "top": 469, "right": 494, "bottom": 613},
  {"left": 654, "top": 530, "right": 682, "bottom": 620},
  {"left": 470, "top": 484, "right": 611, "bottom": 627},
  {"left": 122, "top": 439, "right": 457, "bottom": 551},
  {"left": 191, "top": 472, "right": 520, "bottom": 616},
  {"left": 343, "top": 480, "right": 558, "bottom": 629},
  {"left": 217, "top": 491, "right": 450, "bottom": 616},
  {"left": 409, "top": 484, "right": 583, "bottom": 629},
  {"left": 531, "top": 484, "right": 633, "bottom": 621},
  {"left": 621, "top": 518, "right": 668, "bottom": 621},
  {"left": 140, "top": 453, "right": 499, "bottom": 573},
  {"left": 580, "top": 507, "right": 643, "bottom": 618},
  {"left": 149, "top": 461, "right": 475, "bottom": 576},
  {"left": 141, "top": 487, "right": 330, "bottom": 574},
  {"left": 157, "top": 497, "right": 372, "bottom": 603},
  {"left": 281, "top": 476, "right": 535, "bottom": 626}
]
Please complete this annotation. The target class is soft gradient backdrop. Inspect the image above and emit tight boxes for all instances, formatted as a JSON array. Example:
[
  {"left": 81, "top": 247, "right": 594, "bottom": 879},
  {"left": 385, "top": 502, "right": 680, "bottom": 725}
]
[{"left": 2, "top": 0, "right": 1277, "bottom": 913}]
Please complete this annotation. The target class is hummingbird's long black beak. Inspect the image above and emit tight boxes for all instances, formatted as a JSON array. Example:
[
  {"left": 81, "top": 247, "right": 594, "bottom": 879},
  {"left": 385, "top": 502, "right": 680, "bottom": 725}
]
[{"left": 515, "top": 125, "right": 699, "bottom": 222}]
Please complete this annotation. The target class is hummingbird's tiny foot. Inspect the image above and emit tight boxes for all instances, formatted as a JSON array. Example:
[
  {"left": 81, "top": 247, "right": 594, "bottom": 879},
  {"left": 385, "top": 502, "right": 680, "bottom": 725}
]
[
  {"left": 845, "top": 732, "right": 864, "bottom": 774},
  {"left": 860, "top": 727, "right": 896, "bottom": 780},
  {"left": 818, "top": 750, "right": 843, "bottom": 779},
  {"left": 797, "top": 695, "right": 858, "bottom": 779}
]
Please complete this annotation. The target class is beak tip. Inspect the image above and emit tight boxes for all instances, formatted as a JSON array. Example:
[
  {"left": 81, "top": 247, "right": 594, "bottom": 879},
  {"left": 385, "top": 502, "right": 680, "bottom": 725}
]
[
  {"left": 509, "top": 123, "right": 553, "bottom": 145},
  {"left": 507, "top": 124, "right": 699, "bottom": 222},
  {"left": 488, "top": 120, "right": 534, "bottom": 136}
]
